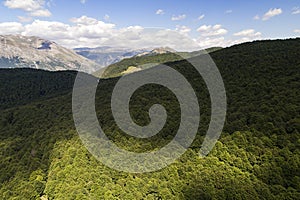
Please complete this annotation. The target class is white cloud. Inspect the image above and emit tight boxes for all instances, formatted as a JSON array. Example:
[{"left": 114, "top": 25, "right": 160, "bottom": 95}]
[
  {"left": 80, "top": 0, "right": 87, "bottom": 4},
  {"left": 4, "top": 0, "right": 42, "bottom": 11},
  {"left": 0, "top": 22, "right": 25, "bottom": 34},
  {"left": 175, "top": 25, "right": 191, "bottom": 36},
  {"left": 30, "top": 9, "right": 51, "bottom": 17},
  {"left": 294, "top": 29, "right": 300, "bottom": 33},
  {"left": 224, "top": 29, "right": 263, "bottom": 49},
  {"left": 225, "top": 10, "right": 232, "bottom": 14},
  {"left": 70, "top": 16, "right": 109, "bottom": 26},
  {"left": 196, "top": 35, "right": 265, "bottom": 50},
  {"left": 99, "top": 28, "right": 199, "bottom": 51},
  {"left": 253, "top": 15, "right": 260, "bottom": 20},
  {"left": 230, "top": 37, "right": 260, "bottom": 46},
  {"left": 233, "top": 29, "right": 262, "bottom": 37},
  {"left": 197, "top": 24, "right": 228, "bottom": 37},
  {"left": 171, "top": 14, "right": 186, "bottom": 21},
  {"left": 196, "top": 25, "right": 262, "bottom": 49},
  {"left": 198, "top": 14, "right": 205, "bottom": 20},
  {"left": 262, "top": 8, "right": 282, "bottom": 21},
  {"left": 4, "top": 0, "right": 51, "bottom": 17},
  {"left": 196, "top": 24, "right": 229, "bottom": 48},
  {"left": 156, "top": 9, "right": 164, "bottom": 15},
  {"left": 23, "top": 20, "right": 72, "bottom": 40},
  {"left": 196, "top": 37, "right": 229, "bottom": 49},
  {"left": 0, "top": 14, "right": 266, "bottom": 51},
  {"left": 292, "top": 7, "right": 300, "bottom": 15},
  {"left": 0, "top": 16, "right": 198, "bottom": 51}
]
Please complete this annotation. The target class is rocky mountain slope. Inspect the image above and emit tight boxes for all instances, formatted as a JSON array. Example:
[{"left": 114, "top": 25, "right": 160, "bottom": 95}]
[{"left": 0, "top": 35, "right": 100, "bottom": 73}]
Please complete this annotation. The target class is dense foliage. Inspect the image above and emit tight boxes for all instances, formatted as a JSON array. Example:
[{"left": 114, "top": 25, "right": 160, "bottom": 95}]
[
  {"left": 0, "top": 68, "right": 76, "bottom": 110},
  {"left": 0, "top": 38, "right": 299, "bottom": 199}
]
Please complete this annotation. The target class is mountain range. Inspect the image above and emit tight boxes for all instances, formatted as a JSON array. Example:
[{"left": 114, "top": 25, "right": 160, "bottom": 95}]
[
  {"left": 0, "top": 35, "right": 100, "bottom": 73},
  {"left": 74, "top": 46, "right": 151, "bottom": 67},
  {"left": 0, "top": 37, "right": 224, "bottom": 109},
  {"left": 0, "top": 35, "right": 189, "bottom": 73}
]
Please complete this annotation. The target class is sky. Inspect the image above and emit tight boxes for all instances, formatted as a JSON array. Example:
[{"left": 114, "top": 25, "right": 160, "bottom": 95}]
[{"left": 0, "top": 0, "right": 299, "bottom": 51}]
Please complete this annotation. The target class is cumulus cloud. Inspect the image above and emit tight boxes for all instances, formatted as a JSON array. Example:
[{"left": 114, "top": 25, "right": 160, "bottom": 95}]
[
  {"left": 196, "top": 35, "right": 264, "bottom": 50},
  {"left": 0, "top": 22, "right": 25, "bottom": 34},
  {"left": 100, "top": 28, "right": 199, "bottom": 51},
  {"left": 4, "top": 0, "right": 51, "bottom": 17},
  {"left": 292, "top": 7, "right": 300, "bottom": 15},
  {"left": 198, "top": 14, "right": 205, "bottom": 20},
  {"left": 175, "top": 25, "right": 191, "bottom": 36},
  {"left": 224, "top": 29, "right": 263, "bottom": 48},
  {"left": 196, "top": 37, "right": 227, "bottom": 49},
  {"left": 0, "top": 14, "right": 266, "bottom": 51},
  {"left": 80, "top": 0, "right": 87, "bottom": 4},
  {"left": 233, "top": 29, "right": 262, "bottom": 37},
  {"left": 197, "top": 24, "right": 228, "bottom": 37},
  {"left": 156, "top": 9, "right": 164, "bottom": 15},
  {"left": 30, "top": 9, "right": 51, "bottom": 17},
  {"left": 171, "top": 14, "right": 186, "bottom": 21},
  {"left": 196, "top": 25, "right": 262, "bottom": 49},
  {"left": 0, "top": 16, "right": 200, "bottom": 51},
  {"left": 225, "top": 10, "right": 232, "bottom": 14},
  {"left": 23, "top": 20, "right": 71, "bottom": 40},
  {"left": 4, "top": 0, "right": 42, "bottom": 11},
  {"left": 195, "top": 24, "right": 229, "bottom": 49},
  {"left": 262, "top": 8, "right": 282, "bottom": 21}
]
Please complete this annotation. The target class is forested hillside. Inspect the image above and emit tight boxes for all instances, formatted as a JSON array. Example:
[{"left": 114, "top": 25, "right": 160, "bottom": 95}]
[
  {"left": 0, "top": 38, "right": 299, "bottom": 199},
  {"left": 96, "top": 47, "right": 222, "bottom": 78},
  {"left": 0, "top": 69, "right": 77, "bottom": 110}
]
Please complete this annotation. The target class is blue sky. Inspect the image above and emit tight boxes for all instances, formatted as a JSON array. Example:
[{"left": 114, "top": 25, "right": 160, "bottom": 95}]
[{"left": 0, "top": 0, "right": 299, "bottom": 50}]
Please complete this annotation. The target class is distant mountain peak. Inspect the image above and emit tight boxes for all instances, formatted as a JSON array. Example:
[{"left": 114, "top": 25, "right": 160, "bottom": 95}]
[
  {"left": 0, "top": 35, "right": 100, "bottom": 73},
  {"left": 151, "top": 46, "right": 176, "bottom": 54},
  {"left": 135, "top": 46, "right": 176, "bottom": 57}
]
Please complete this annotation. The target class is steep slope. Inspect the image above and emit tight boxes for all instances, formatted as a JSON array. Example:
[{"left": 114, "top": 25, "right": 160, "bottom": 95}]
[
  {"left": 0, "top": 68, "right": 77, "bottom": 110},
  {"left": 0, "top": 35, "right": 100, "bottom": 73},
  {"left": 0, "top": 38, "right": 299, "bottom": 199}
]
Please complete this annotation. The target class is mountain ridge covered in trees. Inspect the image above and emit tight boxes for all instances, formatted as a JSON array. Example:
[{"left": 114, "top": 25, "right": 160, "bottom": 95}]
[{"left": 0, "top": 38, "right": 299, "bottom": 199}]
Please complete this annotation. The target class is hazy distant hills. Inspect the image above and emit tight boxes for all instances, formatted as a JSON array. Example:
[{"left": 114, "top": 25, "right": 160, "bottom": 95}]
[
  {"left": 74, "top": 46, "right": 152, "bottom": 67},
  {"left": 0, "top": 35, "right": 100, "bottom": 73},
  {"left": 73, "top": 46, "right": 181, "bottom": 68},
  {"left": 0, "top": 35, "right": 223, "bottom": 74}
]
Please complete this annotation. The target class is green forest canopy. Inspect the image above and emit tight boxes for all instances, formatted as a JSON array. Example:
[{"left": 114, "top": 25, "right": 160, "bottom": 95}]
[{"left": 0, "top": 38, "right": 299, "bottom": 199}]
